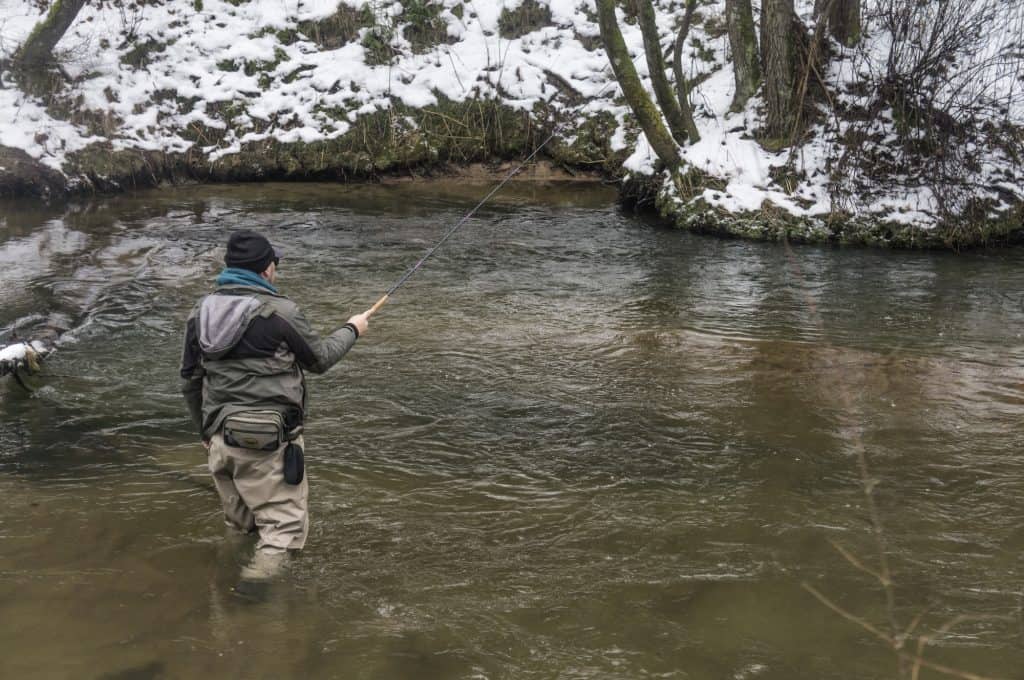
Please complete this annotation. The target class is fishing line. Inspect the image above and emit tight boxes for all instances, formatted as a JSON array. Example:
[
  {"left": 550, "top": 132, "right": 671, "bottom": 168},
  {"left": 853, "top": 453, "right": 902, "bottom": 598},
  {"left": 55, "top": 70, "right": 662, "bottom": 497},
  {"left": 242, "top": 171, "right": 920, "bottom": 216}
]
[
  {"left": 365, "top": 130, "right": 557, "bottom": 317},
  {"left": 364, "top": 75, "right": 622, "bottom": 319}
]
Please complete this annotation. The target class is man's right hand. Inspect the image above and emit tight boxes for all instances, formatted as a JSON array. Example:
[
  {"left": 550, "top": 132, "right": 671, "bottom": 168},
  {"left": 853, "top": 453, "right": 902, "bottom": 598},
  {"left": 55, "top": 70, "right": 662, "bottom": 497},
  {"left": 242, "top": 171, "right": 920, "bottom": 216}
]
[{"left": 347, "top": 312, "right": 370, "bottom": 337}]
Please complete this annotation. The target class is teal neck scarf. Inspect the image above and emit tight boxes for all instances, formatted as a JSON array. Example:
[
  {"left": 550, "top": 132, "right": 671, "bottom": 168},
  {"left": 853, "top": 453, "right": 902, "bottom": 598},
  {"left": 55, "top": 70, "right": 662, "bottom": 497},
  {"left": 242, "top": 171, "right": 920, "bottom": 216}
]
[{"left": 215, "top": 267, "right": 278, "bottom": 293}]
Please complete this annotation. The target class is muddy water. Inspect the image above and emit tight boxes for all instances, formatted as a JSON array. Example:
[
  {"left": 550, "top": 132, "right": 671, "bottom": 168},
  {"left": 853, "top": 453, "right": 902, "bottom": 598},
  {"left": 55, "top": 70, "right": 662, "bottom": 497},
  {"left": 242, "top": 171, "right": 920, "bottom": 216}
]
[{"left": 1, "top": 183, "right": 1023, "bottom": 679}]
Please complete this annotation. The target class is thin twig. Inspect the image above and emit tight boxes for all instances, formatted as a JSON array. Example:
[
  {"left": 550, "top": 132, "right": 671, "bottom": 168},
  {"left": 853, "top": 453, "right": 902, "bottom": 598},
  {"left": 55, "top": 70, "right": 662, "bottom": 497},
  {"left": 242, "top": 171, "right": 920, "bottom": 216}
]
[
  {"left": 803, "top": 584, "right": 1008, "bottom": 680},
  {"left": 850, "top": 438, "right": 901, "bottom": 639},
  {"left": 803, "top": 582, "right": 893, "bottom": 644},
  {"left": 829, "top": 538, "right": 888, "bottom": 585},
  {"left": 912, "top": 615, "right": 1015, "bottom": 680},
  {"left": 903, "top": 609, "right": 928, "bottom": 642}
]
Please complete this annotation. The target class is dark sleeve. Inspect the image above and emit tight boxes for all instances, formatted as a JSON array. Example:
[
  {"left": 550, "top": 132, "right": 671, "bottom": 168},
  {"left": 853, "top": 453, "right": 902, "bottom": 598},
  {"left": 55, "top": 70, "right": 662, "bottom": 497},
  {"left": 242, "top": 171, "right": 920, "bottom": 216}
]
[
  {"left": 279, "top": 305, "right": 359, "bottom": 375},
  {"left": 179, "top": 315, "right": 205, "bottom": 436},
  {"left": 180, "top": 316, "right": 201, "bottom": 379}
]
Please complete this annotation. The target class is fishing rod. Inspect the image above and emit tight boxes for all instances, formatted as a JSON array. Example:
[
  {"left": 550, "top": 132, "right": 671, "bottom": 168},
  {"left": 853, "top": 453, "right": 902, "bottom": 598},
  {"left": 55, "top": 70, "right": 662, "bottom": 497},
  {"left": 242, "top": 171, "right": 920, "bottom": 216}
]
[{"left": 362, "top": 70, "right": 623, "bottom": 319}]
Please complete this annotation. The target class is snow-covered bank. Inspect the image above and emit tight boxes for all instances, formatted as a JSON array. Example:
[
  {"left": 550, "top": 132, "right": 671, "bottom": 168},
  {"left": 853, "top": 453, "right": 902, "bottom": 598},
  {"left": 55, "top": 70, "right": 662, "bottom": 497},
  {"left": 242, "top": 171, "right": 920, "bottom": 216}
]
[{"left": 0, "top": 0, "right": 1021, "bottom": 246}]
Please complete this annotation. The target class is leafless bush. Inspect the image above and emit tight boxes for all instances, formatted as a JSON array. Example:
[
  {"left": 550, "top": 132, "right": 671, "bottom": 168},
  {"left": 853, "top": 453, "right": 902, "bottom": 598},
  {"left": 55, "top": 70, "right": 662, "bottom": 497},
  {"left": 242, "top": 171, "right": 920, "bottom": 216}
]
[
  {"left": 114, "top": 0, "right": 146, "bottom": 46},
  {"left": 88, "top": 0, "right": 148, "bottom": 46},
  {"left": 834, "top": 0, "right": 1024, "bottom": 230},
  {"left": 876, "top": 0, "right": 1022, "bottom": 140}
]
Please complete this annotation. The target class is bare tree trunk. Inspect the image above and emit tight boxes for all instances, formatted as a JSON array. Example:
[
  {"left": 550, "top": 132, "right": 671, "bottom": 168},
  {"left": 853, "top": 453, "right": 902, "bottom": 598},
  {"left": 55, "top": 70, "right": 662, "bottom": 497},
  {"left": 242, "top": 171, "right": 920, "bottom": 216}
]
[
  {"left": 595, "top": 0, "right": 681, "bottom": 170},
  {"left": 725, "top": 0, "right": 761, "bottom": 111},
  {"left": 669, "top": 0, "right": 701, "bottom": 143},
  {"left": 13, "top": 0, "right": 88, "bottom": 71},
  {"left": 637, "top": 0, "right": 699, "bottom": 145},
  {"left": 828, "top": 0, "right": 860, "bottom": 47},
  {"left": 761, "top": 0, "right": 803, "bottom": 141}
]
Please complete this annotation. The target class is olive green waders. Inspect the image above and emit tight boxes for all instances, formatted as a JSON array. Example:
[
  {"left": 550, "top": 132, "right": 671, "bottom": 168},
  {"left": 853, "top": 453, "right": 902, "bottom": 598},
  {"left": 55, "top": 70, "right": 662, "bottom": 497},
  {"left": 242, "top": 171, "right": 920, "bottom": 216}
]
[{"left": 208, "top": 432, "right": 308, "bottom": 553}]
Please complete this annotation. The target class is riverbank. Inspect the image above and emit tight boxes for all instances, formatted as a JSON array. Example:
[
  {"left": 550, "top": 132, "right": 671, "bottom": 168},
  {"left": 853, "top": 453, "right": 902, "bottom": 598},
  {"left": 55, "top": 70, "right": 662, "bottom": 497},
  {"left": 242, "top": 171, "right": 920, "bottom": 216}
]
[
  {"left": 1, "top": 0, "right": 1021, "bottom": 248},
  {"left": 0, "top": 115, "right": 616, "bottom": 196}
]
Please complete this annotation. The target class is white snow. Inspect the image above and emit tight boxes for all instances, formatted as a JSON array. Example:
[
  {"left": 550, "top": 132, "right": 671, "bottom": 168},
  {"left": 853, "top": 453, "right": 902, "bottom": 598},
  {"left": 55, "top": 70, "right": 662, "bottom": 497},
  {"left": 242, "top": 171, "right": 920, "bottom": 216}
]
[
  {"left": 0, "top": 0, "right": 1020, "bottom": 230},
  {"left": 0, "top": 340, "right": 47, "bottom": 363}
]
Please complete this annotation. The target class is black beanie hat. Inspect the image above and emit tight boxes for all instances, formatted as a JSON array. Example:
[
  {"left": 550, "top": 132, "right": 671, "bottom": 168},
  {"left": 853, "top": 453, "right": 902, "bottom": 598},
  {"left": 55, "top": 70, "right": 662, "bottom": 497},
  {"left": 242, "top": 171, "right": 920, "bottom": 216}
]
[{"left": 225, "top": 230, "right": 279, "bottom": 273}]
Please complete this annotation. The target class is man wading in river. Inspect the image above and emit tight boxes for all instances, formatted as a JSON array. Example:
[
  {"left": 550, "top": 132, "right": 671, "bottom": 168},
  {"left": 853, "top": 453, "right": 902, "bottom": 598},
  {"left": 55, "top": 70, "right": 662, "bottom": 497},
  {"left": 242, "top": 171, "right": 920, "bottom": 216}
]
[{"left": 180, "top": 231, "right": 369, "bottom": 577}]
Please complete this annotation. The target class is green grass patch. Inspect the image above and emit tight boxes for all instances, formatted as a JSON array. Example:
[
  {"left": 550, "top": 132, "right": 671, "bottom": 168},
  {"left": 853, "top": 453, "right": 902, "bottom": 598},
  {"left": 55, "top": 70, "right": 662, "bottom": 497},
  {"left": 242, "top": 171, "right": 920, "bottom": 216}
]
[
  {"left": 498, "top": 0, "right": 553, "bottom": 39},
  {"left": 297, "top": 5, "right": 373, "bottom": 49},
  {"left": 402, "top": 0, "right": 450, "bottom": 54},
  {"left": 120, "top": 39, "right": 166, "bottom": 69}
]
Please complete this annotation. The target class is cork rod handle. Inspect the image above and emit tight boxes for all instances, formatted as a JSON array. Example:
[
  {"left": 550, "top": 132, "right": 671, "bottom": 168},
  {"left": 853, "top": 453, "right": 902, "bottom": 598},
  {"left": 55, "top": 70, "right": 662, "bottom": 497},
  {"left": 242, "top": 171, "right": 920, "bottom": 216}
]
[{"left": 366, "top": 293, "right": 390, "bottom": 318}]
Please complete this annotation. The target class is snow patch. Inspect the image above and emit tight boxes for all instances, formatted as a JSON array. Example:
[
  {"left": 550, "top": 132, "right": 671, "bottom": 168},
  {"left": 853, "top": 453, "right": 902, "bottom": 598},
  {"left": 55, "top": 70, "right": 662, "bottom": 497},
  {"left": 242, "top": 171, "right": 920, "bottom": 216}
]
[{"left": 0, "top": 0, "right": 1019, "bottom": 230}]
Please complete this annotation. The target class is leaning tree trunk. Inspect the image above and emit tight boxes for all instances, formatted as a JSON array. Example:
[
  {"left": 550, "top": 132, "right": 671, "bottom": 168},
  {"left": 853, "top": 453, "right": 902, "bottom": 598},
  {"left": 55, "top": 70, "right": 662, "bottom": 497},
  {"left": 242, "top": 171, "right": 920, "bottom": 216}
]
[
  {"left": 725, "top": 0, "right": 762, "bottom": 111},
  {"left": 668, "top": 0, "right": 701, "bottom": 143},
  {"left": 12, "top": 0, "right": 88, "bottom": 90},
  {"left": 596, "top": 0, "right": 681, "bottom": 170},
  {"left": 828, "top": 0, "right": 860, "bottom": 47},
  {"left": 761, "top": 0, "right": 803, "bottom": 142},
  {"left": 637, "top": 0, "right": 699, "bottom": 145}
]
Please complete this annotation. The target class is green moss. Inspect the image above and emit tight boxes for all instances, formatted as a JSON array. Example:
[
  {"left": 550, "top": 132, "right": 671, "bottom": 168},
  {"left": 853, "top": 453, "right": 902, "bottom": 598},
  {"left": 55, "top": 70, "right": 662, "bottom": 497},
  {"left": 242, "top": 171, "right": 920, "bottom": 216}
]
[
  {"left": 402, "top": 0, "right": 449, "bottom": 54},
  {"left": 43, "top": 92, "right": 122, "bottom": 137},
  {"left": 700, "top": 12, "right": 728, "bottom": 39},
  {"left": 933, "top": 199, "right": 1024, "bottom": 248},
  {"left": 157, "top": 90, "right": 201, "bottom": 114},
  {"left": 688, "top": 36, "right": 715, "bottom": 63},
  {"left": 206, "top": 100, "right": 248, "bottom": 126},
  {"left": 651, "top": 185, "right": 1024, "bottom": 249},
  {"left": 768, "top": 164, "right": 804, "bottom": 194},
  {"left": 574, "top": 30, "right": 603, "bottom": 51},
  {"left": 218, "top": 46, "right": 290, "bottom": 88},
  {"left": 282, "top": 64, "right": 315, "bottom": 84},
  {"left": 120, "top": 39, "right": 165, "bottom": 69},
  {"left": 498, "top": 0, "right": 553, "bottom": 39},
  {"left": 362, "top": 28, "right": 396, "bottom": 66},
  {"left": 64, "top": 143, "right": 167, "bottom": 192},
  {"left": 248, "top": 25, "right": 298, "bottom": 45},
  {"left": 757, "top": 136, "right": 790, "bottom": 153},
  {"left": 313, "top": 105, "right": 350, "bottom": 123},
  {"left": 546, "top": 109, "right": 628, "bottom": 176},
  {"left": 619, "top": 0, "right": 639, "bottom": 25},
  {"left": 241, "top": 47, "right": 288, "bottom": 76},
  {"left": 297, "top": 5, "right": 372, "bottom": 49},
  {"left": 270, "top": 27, "right": 299, "bottom": 45},
  {"left": 451, "top": 3, "right": 464, "bottom": 19},
  {"left": 203, "top": 94, "right": 613, "bottom": 182}
]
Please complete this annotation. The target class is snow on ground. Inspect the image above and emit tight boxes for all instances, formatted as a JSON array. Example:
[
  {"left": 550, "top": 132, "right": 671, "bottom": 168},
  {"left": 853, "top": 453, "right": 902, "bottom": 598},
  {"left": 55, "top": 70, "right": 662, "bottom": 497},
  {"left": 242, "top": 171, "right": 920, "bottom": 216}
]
[{"left": 0, "top": 0, "right": 1021, "bottom": 229}]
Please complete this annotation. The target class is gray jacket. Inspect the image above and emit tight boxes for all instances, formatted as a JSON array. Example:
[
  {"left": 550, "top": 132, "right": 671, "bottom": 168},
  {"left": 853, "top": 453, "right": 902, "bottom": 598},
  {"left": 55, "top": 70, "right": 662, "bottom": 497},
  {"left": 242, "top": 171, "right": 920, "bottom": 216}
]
[{"left": 180, "top": 283, "right": 358, "bottom": 439}]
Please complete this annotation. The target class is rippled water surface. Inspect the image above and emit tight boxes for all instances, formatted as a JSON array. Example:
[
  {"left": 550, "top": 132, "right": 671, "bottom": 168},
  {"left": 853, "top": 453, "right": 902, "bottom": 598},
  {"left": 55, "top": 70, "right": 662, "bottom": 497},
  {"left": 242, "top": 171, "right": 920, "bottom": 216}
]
[{"left": 1, "top": 183, "right": 1023, "bottom": 679}]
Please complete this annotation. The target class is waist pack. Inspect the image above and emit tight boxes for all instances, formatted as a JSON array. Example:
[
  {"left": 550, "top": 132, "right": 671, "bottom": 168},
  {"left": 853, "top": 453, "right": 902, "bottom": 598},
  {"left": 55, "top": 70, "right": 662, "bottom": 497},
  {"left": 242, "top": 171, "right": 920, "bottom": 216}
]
[{"left": 223, "top": 411, "right": 284, "bottom": 451}]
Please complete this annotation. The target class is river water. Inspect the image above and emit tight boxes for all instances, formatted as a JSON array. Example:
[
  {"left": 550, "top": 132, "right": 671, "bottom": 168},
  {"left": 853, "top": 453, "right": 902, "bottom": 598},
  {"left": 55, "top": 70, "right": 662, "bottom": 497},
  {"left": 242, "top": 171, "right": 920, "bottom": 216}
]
[{"left": 1, "top": 183, "right": 1022, "bottom": 679}]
